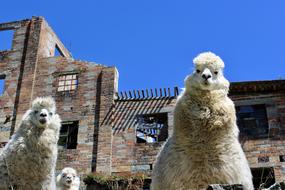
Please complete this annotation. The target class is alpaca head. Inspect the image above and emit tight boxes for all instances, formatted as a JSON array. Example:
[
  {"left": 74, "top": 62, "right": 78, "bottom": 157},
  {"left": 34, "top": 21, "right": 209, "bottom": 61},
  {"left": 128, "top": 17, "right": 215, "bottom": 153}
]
[
  {"left": 29, "top": 97, "right": 57, "bottom": 128},
  {"left": 185, "top": 52, "right": 229, "bottom": 92},
  {"left": 57, "top": 167, "right": 80, "bottom": 188}
]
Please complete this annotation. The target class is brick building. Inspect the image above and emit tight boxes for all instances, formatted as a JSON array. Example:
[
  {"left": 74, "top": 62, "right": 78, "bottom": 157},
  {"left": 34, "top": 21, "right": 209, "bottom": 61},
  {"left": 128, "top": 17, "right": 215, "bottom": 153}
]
[
  {"left": 0, "top": 17, "right": 118, "bottom": 175},
  {"left": 0, "top": 17, "right": 285, "bottom": 189}
]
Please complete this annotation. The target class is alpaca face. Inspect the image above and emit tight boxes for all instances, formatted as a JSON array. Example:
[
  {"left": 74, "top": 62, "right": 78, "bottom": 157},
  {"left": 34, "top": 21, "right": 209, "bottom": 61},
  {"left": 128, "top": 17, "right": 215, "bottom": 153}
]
[
  {"left": 31, "top": 107, "right": 54, "bottom": 127},
  {"left": 189, "top": 65, "right": 229, "bottom": 91},
  {"left": 185, "top": 52, "right": 230, "bottom": 92},
  {"left": 58, "top": 168, "right": 79, "bottom": 187},
  {"left": 29, "top": 97, "right": 57, "bottom": 128}
]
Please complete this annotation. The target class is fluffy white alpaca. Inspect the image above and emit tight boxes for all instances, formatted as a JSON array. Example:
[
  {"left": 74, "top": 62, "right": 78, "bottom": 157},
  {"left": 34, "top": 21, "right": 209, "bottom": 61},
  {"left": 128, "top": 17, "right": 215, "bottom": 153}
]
[
  {"left": 0, "top": 97, "right": 61, "bottom": 190},
  {"left": 151, "top": 52, "right": 253, "bottom": 190},
  {"left": 56, "top": 167, "right": 80, "bottom": 190}
]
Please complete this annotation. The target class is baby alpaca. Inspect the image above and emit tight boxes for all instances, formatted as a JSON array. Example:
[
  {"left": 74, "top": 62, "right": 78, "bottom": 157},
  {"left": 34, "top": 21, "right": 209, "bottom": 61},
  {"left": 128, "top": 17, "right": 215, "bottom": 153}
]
[
  {"left": 151, "top": 52, "right": 253, "bottom": 190},
  {"left": 56, "top": 167, "right": 80, "bottom": 190},
  {"left": 0, "top": 97, "right": 61, "bottom": 190}
]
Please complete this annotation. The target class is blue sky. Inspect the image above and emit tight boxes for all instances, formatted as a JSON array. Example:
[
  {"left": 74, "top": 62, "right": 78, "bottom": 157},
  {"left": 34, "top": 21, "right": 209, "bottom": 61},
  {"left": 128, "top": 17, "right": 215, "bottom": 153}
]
[{"left": 1, "top": 0, "right": 285, "bottom": 92}]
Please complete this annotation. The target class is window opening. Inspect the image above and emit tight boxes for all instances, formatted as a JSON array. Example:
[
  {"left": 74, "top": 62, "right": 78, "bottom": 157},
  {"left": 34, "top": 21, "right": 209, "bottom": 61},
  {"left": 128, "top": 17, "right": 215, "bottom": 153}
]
[
  {"left": 136, "top": 113, "right": 168, "bottom": 143},
  {"left": 279, "top": 155, "right": 285, "bottom": 162},
  {"left": 54, "top": 44, "right": 64, "bottom": 57},
  {"left": 57, "top": 74, "right": 78, "bottom": 92},
  {"left": 0, "top": 30, "right": 14, "bottom": 51},
  {"left": 0, "top": 74, "right": 6, "bottom": 96},
  {"left": 236, "top": 104, "right": 268, "bottom": 138},
  {"left": 251, "top": 167, "right": 275, "bottom": 189},
  {"left": 58, "top": 121, "right": 79, "bottom": 149},
  {"left": 258, "top": 156, "right": 269, "bottom": 163}
]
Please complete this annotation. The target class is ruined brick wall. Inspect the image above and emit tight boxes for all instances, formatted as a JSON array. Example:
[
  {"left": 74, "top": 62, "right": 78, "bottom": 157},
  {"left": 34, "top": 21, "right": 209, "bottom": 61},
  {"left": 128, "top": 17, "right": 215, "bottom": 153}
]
[
  {"left": 230, "top": 90, "right": 285, "bottom": 182},
  {"left": 38, "top": 19, "right": 71, "bottom": 58},
  {"left": 0, "top": 17, "right": 72, "bottom": 141},
  {"left": 110, "top": 83, "right": 285, "bottom": 183},
  {"left": 110, "top": 97, "right": 176, "bottom": 174},
  {"left": 0, "top": 17, "right": 42, "bottom": 144},
  {"left": 34, "top": 56, "right": 118, "bottom": 174},
  {"left": 0, "top": 17, "right": 119, "bottom": 177}
]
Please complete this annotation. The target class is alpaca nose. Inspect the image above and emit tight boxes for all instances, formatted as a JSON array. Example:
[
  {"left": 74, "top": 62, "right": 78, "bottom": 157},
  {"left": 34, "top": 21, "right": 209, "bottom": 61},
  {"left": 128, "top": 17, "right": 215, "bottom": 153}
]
[
  {"left": 202, "top": 74, "right": 211, "bottom": 80},
  {"left": 40, "top": 113, "right": 47, "bottom": 117}
]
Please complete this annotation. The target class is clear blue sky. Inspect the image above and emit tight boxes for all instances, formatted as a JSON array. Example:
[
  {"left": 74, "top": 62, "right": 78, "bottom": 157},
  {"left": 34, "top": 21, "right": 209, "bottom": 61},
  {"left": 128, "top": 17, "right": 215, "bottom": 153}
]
[{"left": 1, "top": 0, "right": 285, "bottom": 92}]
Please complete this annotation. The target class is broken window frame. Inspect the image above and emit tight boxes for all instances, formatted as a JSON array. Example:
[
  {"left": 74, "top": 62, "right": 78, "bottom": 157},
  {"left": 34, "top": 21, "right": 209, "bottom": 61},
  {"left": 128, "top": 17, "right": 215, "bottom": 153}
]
[
  {"left": 236, "top": 104, "right": 269, "bottom": 139},
  {"left": 58, "top": 121, "right": 79, "bottom": 149},
  {"left": 136, "top": 113, "right": 168, "bottom": 144},
  {"left": 251, "top": 167, "right": 275, "bottom": 189}
]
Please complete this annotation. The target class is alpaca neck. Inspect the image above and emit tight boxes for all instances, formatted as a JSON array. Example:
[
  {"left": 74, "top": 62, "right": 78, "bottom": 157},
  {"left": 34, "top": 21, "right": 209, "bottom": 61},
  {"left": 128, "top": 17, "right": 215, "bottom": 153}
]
[{"left": 185, "top": 86, "right": 228, "bottom": 103}]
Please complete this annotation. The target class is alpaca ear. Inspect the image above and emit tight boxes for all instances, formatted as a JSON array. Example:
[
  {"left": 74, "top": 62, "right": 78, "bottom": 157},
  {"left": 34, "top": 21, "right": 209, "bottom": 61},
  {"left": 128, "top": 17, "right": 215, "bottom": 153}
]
[
  {"left": 75, "top": 176, "right": 80, "bottom": 186},
  {"left": 184, "top": 75, "right": 192, "bottom": 85},
  {"left": 51, "top": 113, "right": 62, "bottom": 126},
  {"left": 56, "top": 173, "right": 62, "bottom": 183},
  {"left": 22, "top": 109, "right": 32, "bottom": 121},
  {"left": 184, "top": 75, "right": 193, "bottom": 91},
  {"left": 221, "top": 76, "right": 230, "bottom": 90}
]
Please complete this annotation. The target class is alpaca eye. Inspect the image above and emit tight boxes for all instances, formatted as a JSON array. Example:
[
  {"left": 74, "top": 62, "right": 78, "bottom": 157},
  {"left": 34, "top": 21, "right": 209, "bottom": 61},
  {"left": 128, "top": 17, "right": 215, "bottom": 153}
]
[
  {"left": 196, "top": 69, "right": 201, "bottom": 73},
  {"left": 214, "top": 71, "right": 218, "bottom": 75},
  {"left": 49, "top": 112, "right": 53, "bottom": 116},
  {"left": 34, "top": 110, "right": 38, "bottom": 114}
]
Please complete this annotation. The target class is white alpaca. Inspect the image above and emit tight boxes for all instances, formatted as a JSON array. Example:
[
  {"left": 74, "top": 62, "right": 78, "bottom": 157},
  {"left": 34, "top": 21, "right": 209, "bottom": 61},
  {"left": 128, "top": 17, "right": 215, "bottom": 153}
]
[
  {"left": 0, "top": 97, "right": 61, "bottom": 190},
  {"left": 56, "top": 167, "right": 80, "bottom": 190},
  {"left": 151, "top": 52, "right": 253, "bottom": 190}
]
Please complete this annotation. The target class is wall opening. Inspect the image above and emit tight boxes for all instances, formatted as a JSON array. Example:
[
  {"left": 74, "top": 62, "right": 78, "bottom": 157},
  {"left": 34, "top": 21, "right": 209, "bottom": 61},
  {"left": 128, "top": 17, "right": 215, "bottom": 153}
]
[
  {"left": 149, "top": 164, "right": 153, "bottom": 170},
  {"left": 236, "top": 104, "right": 269, "bottom": 139},
  {"left": 0, "top": 30, "right": 14, "bottom": 51},
  {"left": 136, "top": 113, "right": 168, "bottom": 143},
  {"left": 54, "top": 44, "right": 64, "bottom": 57},
  {"left": 251, "top": 167, "right": 275, "bottom": 189},
  {"left": 0, "top": 74, "right": 6, "bottom": 96},
  {"left": 258, "top": 156, "right": 269, "bottom": 163},
  {"left": 280, "top": 155, "right": 285, "bottom": 162},
  {"left": 58, "top": 121, "right": 79, "bottom": 149}
]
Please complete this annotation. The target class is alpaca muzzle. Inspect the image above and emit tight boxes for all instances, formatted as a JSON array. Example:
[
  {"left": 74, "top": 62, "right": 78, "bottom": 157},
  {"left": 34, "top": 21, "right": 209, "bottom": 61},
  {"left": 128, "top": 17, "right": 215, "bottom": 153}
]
[{"left": 39, "top": 118, "right": 47, "bottom": 124}]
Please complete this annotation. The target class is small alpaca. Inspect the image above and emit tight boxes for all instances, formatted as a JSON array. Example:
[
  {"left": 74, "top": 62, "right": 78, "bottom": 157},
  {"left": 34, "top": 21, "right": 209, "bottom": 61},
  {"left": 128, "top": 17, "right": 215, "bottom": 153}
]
[
  {"left": 0, "top": 97, "right": 61, "bottom": 190},
  {"left": 56, "top": 167, "right": 80, "bottom": 190},
  {"left": 151, "top": 52, "right": 253, "bottom": 190}
]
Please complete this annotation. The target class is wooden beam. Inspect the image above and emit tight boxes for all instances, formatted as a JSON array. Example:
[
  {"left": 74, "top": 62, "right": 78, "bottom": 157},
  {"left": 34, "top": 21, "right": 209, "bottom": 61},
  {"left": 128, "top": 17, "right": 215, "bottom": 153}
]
[
  {"left": 124, "top": 91, "right": 128, "bottom": 99},
  {"left": 168, "top": 87, "right": 171, "bottom": 97},
  {"left": 120, "top": 92, "right": 124, "bottom": 99},
  {"left": 174, "top": 86, "right": 179, "bottom": 96},
  {"left": 128, "top": 91, "right": 132, "bottom": 99},
  {"left": 141, "top": 90, "right": 145, "bottom": 98}
]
